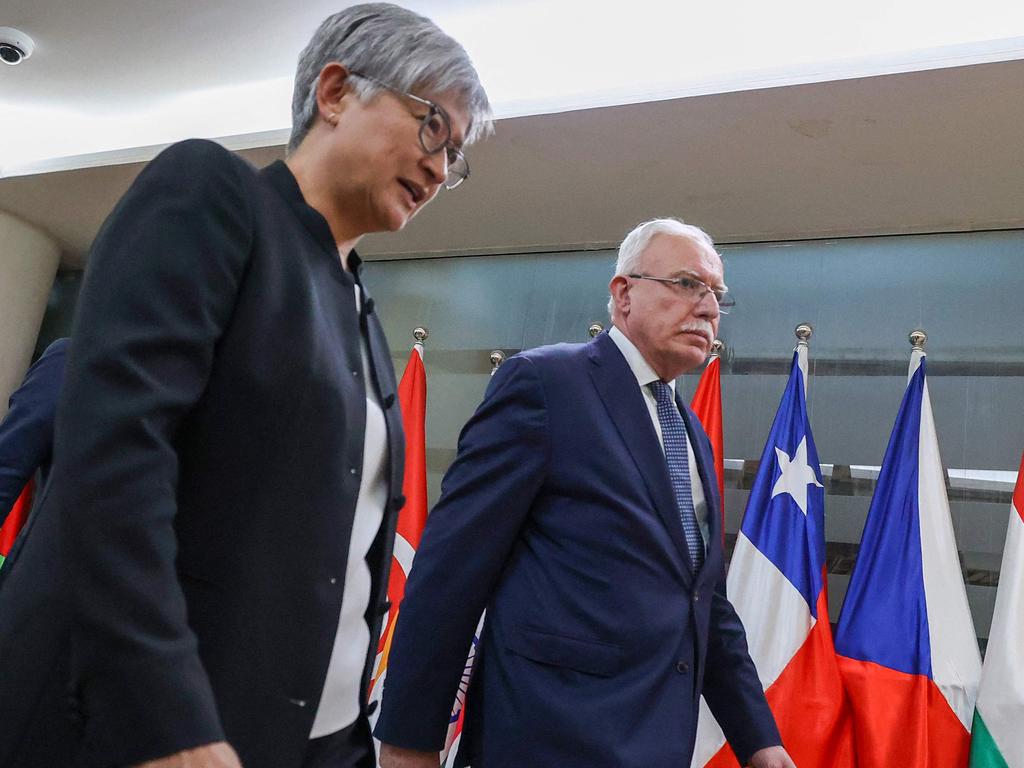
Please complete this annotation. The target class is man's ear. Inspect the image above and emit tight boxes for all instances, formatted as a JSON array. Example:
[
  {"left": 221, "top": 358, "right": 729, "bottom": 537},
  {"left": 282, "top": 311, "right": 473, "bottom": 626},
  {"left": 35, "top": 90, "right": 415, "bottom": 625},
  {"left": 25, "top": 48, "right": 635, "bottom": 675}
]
[
  {"left": 609, "top": 275, "right": 630, "bottom": 316},
  {"left": 315, "top": 62, "right": 356, "bottom": 124}
]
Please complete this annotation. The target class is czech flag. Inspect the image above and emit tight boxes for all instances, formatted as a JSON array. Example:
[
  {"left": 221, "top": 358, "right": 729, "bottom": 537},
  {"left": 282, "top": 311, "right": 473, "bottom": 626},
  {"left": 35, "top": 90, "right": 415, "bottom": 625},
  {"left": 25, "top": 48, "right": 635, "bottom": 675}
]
[
  {"left": 692, "top": 344, "right": 853, "bottom": 767},
  {"left": 835, "top": 346, "right": 982, "bottom": 766}
]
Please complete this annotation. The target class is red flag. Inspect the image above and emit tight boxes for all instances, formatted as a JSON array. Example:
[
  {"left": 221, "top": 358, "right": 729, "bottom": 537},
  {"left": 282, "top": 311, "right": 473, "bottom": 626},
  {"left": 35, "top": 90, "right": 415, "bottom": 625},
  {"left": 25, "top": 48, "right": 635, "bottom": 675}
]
[
  {"left": 395, "top": 346, "right": 428, "bottom": 555},
  {"left": 0, "top": 479, "right": 34, "bottom": 566},
  {"left": 369, "top": 345, "right": 427, "bottom": 707},
  {"left": 690, "top": 354, "right": 725, "bottom": 539}
]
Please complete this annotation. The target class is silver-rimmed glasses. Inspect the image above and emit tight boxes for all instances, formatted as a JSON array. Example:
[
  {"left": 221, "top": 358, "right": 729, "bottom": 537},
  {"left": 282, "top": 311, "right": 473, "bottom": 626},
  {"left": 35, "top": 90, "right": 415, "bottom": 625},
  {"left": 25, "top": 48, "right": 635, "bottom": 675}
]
[
  {"left": 628, "top": 272, "right": 735, "bottom": 314},
  {"left": 349, "top": 71, "right": 470, "bottom": 190}
]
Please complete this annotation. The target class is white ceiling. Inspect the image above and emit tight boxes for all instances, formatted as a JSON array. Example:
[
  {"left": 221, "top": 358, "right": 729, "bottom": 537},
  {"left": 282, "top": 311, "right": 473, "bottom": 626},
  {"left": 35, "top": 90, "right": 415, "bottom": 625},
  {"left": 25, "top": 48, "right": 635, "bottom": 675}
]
[
  {"left": 0, "top": 1, "right": 1022, "bottom": 268},
  {"left": 4, "top": 0, "right": 1024, "bottom": 174},
  {"left": 2, "top": 58, "right": 1022, "bottom": 269}
]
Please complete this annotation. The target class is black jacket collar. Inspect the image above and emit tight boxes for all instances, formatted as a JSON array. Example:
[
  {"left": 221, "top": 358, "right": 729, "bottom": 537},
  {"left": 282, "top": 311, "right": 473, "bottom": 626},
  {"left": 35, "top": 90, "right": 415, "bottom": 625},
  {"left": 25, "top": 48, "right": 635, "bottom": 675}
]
[{"left": 261, "top": 160, "right": 363, "bottom": 283}]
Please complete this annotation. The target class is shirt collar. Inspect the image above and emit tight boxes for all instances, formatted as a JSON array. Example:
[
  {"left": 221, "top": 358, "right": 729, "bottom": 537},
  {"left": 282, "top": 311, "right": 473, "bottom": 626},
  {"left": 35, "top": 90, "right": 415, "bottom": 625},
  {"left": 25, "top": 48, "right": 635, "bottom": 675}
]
[{"left": 608, "top": 325, "right": 676, "bottom": 394}]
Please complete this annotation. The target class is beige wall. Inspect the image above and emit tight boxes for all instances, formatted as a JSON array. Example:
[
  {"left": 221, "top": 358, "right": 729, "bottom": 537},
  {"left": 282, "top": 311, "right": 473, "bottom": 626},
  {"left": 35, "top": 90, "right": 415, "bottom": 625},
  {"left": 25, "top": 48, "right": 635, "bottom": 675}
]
[{"left": 0, "top": 210, "right": 60, "bottom": 418}]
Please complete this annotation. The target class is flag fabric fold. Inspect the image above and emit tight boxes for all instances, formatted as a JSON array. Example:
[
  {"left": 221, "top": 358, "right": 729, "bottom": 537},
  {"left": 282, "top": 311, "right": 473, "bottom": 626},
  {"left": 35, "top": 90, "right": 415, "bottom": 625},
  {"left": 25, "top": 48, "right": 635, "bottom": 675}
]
[
  {"left": 691, "top": 353, "right": 725, "bottom": 538},
  {"left": 692, "top": 346, "right": 853, "bottom": 768},
  {"left": 835, "top": 348, "right": 981, "bottom": 767},
  {"left": 0, "top": 479, "right": 34, "bottom": 568},
  {"left": 969, "top": 451, "right": 1024, "bottom": 768},
  {"left": 369, "top": 344, "right": 428, "bottom": 731}
]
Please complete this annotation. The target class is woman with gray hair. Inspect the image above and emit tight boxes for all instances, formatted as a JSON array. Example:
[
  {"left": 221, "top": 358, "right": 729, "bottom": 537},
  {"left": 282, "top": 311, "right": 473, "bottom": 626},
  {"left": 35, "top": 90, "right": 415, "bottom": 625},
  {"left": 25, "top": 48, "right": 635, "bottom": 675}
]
[{"left": 0, "top": 5, "right": 490, "bottom": 768}]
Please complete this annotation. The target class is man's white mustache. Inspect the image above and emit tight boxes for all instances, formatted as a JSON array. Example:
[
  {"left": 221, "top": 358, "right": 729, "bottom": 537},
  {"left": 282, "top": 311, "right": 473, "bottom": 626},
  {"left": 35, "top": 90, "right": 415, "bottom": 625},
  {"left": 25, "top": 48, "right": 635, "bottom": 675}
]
[{"left": 679, "top": 322, "right": 714, "bottom": 345}]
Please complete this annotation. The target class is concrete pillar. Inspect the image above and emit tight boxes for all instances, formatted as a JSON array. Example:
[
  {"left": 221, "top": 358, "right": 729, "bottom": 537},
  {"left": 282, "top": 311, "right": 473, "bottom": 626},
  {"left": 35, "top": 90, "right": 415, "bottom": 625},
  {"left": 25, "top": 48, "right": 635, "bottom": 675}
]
[{"left": 0, "top": 210, "right": 60, "bottom": 418}]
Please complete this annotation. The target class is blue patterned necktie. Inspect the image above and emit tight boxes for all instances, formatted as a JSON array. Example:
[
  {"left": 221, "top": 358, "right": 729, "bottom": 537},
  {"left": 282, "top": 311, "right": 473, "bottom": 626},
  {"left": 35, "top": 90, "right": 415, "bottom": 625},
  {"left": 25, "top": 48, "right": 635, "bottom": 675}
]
[{"left": 650, "top": 380, "right": 705, "bottom": 571}]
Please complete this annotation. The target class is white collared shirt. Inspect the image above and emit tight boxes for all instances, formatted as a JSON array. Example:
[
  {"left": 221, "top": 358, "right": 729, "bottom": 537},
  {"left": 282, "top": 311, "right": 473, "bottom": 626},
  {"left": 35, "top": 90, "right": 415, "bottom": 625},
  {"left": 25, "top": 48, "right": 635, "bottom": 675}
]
[{"left": 608, "top": 326, "right": 709, "bottom": 549}]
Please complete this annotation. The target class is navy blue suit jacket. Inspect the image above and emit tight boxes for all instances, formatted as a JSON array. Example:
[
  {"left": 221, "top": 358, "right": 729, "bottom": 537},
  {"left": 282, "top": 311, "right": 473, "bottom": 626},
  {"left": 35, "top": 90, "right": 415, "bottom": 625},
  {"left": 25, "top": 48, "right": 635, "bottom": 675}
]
[
  {"left": 0, "top": 338, "right": 68, "bottom": 527},
  {"left": 375, "top": 332, "right": 779, "bottom": 767}
]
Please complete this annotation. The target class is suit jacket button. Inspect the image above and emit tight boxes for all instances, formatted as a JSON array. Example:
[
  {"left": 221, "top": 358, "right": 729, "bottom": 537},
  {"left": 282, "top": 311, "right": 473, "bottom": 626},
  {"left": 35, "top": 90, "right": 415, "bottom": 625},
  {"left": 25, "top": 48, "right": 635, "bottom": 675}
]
[
  {"left": 676, "top": 661, "right": 690, "bottom": 674},
  {"left": 288, "top": 698, "right": 308, "bottom": 708},
  {"left": 367, "top": 700, "right": 379, "bottom": 715},
  {"left": 383, "top": 393, "right": 396, "bottom": 408},
  {"left": 391, "top": 495, "right": 406, "bottom": 511},
  {"left": 693, "top": 591, "right": 701, "bottom": 602}
]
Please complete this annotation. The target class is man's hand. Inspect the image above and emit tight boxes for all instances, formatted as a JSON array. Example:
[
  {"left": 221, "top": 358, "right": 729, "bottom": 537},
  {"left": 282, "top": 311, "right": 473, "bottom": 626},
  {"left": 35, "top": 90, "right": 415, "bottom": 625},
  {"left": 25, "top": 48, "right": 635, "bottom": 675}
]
[
  {"left": 132, "top": 741, "right": 242, "bottom": 768},
  {"left": 748, "top": 745, "right": 796, "bottom": 768},
  {"left": 378, "top": 743, "right": 440, "bottom": 768}
]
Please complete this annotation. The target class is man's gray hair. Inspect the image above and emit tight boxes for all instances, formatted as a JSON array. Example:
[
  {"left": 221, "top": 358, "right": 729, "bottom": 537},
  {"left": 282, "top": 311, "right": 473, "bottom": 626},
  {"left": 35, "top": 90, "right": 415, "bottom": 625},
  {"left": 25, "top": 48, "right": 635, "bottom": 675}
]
[
  {"left": 288, "top": 3, "right": 493, "bottom": 152},
  {"left": 607, "top": 218, "right": 720, "bottom": 315}
]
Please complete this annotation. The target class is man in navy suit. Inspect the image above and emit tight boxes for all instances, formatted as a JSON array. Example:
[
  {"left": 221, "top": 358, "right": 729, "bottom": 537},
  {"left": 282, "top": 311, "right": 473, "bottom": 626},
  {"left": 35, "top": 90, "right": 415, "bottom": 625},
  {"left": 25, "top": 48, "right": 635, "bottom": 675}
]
[{"left": 375, "top": 219, "right": 796, "bottom": 768}]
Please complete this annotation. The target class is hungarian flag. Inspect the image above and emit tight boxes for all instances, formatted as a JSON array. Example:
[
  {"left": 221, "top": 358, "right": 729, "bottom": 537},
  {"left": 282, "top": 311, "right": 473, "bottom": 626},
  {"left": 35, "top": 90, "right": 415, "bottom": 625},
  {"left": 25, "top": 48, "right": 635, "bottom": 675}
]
[
  {"left": 0, "top": 479, "right": 34, "bottom": 567},
  {"left": 835, "top": 347, "right": 981, "bottom": 766},
  {"left": 690, "top": 351, "right": 724, "bottom": 536},
  {"left": 369, "top": 343, "right": 428, "bottom": 726},
  {"left": 969, "top": 451, "right": 1024, "bottom": 768},
  {"left": 691, "top": 344, "right": 854, "bottom": 768}
]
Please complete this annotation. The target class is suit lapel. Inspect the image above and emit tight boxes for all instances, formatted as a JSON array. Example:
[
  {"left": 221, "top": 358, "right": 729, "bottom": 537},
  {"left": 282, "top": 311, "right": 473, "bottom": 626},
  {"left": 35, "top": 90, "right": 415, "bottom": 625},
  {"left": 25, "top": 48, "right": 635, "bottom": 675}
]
[{"left": 588, "top": 334, "right": 692, "bottom": 583}]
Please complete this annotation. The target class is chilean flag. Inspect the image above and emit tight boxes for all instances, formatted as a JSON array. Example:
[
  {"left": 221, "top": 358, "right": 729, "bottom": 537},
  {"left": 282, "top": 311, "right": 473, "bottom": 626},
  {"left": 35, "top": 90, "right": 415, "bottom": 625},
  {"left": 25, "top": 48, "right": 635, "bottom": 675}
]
[
  {"left": 692, "top": 345, "right": 854, "bottom": 768},
  {"left": 835, "top": 346, "right": 982, "bottom": 766}
]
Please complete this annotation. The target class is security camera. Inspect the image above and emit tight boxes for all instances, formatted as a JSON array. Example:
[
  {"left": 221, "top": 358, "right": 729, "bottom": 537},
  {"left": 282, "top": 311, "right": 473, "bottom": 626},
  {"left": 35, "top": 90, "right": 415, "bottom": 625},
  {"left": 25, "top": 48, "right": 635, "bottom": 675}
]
[{"left": 0, "top": 27, "right": 35, "bottom": 66}]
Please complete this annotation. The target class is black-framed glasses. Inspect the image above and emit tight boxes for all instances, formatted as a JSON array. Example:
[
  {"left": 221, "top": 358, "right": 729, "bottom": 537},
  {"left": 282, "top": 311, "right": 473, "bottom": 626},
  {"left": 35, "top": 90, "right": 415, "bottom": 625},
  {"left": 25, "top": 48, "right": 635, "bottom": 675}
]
[
  {"left": 349, "top": 71, "right": 469, "bottom": 190},
  {"left": 627, "top": 273, "right": 735, "bottom": 314}
]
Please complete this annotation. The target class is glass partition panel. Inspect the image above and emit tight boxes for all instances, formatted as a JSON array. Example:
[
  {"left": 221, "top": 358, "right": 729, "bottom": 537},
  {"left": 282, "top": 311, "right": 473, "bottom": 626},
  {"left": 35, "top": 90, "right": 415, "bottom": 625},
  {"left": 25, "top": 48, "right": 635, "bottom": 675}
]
[{"left": 364, "top": 229, "right": 1024, "bottom": 645}]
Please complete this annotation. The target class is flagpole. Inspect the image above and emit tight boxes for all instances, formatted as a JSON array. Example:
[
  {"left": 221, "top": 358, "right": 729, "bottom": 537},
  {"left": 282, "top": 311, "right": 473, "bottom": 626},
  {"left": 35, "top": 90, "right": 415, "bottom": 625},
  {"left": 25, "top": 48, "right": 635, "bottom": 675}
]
[
  {"left": 908, "top": 328, "right": 926, "bottom": 380},
  {"left": 794, "top": 323, "right": 813, "bottom": 398},
  {"left": 489, "top": 350, "right": 506, "bottom": 376},
  {"left": 413, "top": 326, "right": 428, "bottom": 356}
]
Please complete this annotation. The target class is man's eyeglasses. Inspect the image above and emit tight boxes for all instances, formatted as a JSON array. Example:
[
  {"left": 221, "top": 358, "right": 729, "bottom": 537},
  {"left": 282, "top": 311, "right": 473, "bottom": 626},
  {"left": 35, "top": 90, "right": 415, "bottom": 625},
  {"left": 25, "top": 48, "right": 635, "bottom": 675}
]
[
  {"left": 628, "top": 273, "right": 735, "bottom": 314},
  {"left": 349, "top": 71, "right": 469, "bottom": 190}
]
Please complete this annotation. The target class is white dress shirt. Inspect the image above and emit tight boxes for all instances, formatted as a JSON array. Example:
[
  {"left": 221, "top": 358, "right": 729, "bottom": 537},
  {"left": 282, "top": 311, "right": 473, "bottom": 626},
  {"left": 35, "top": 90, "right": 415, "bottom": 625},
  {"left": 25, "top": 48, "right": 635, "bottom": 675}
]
[
  {"left": 608, "top": 326, "right": 709, "bottom": 549},
  {"left": 310, "top": 284, "right": 388, "bottom": 738}
]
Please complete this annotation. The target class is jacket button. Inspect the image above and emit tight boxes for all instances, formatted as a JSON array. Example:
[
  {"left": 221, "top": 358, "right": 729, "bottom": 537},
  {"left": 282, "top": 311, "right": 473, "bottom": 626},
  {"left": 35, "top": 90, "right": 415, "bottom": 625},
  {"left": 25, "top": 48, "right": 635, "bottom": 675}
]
[
  {"left": 391, "top": 495, "right": 406, "bottom": 511},
  {"left": 693, "top": 591, "right": 701, "bottom": 602},
  {"left": 676, "top": 661, "right": 690, "bottom": 674},
  {"left": 328, "top": 577, "right": 338, "bottom": 585},
  {"left": 364, "top": 298, "right": 375, "bottom": 314},
  {"left": 288, "top": 698, "right": 308, "bottom": 708},
  {"left": 383, "top": 393, "right": 396, "bottom": 408},
  {"left": 367, "top": 699, "right": 379, "bottom": 715}
]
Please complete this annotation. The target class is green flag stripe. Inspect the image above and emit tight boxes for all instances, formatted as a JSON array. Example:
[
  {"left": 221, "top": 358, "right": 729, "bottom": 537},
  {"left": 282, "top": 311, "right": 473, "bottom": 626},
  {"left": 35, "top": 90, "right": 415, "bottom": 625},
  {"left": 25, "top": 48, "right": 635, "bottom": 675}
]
[{"left": 970, "top": 712, "right": 1010, "bottom": 768}]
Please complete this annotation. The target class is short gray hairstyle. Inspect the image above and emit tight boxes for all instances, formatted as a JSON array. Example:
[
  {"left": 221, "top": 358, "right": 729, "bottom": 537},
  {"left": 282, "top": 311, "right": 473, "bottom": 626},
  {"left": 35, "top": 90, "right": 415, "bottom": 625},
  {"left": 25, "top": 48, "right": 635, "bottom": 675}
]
[
  {"left": 288, "top": 3, "right": 493, "bottom": 152},
  {"left": 607, "top": 218, "right": 720, "bottom": 315}
]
